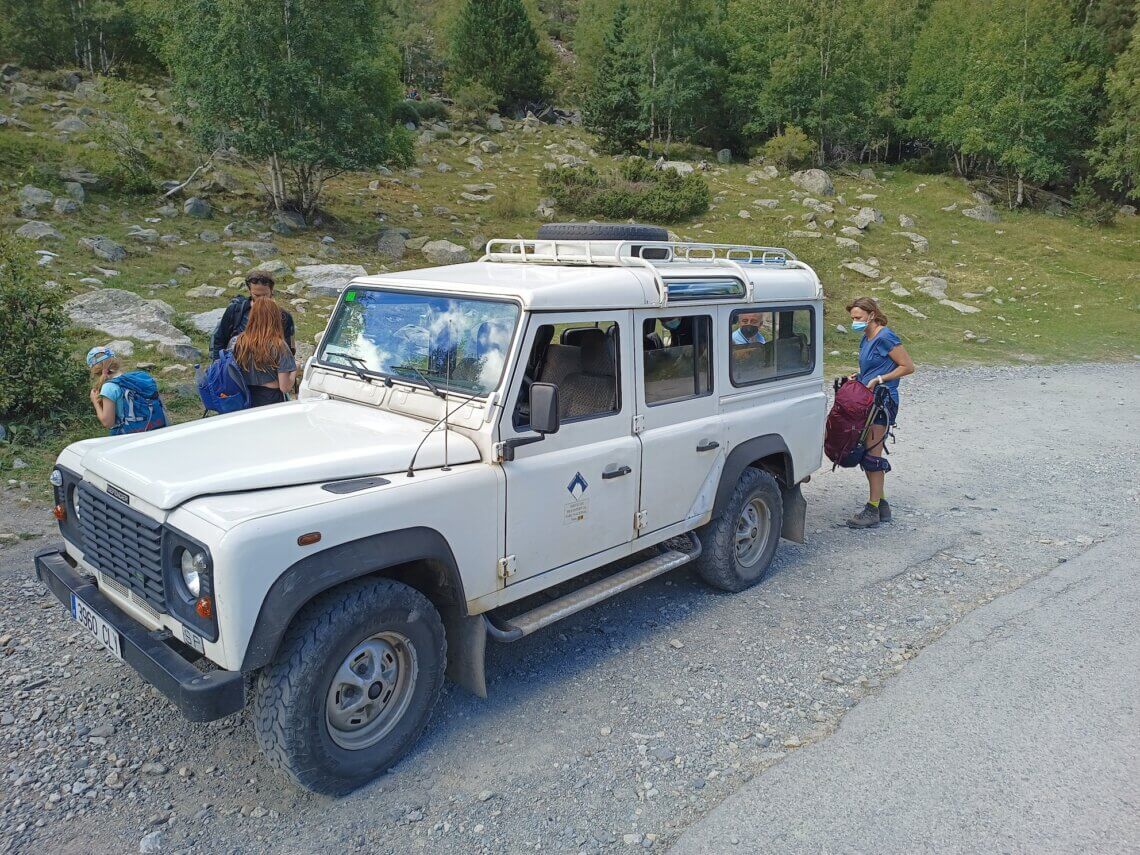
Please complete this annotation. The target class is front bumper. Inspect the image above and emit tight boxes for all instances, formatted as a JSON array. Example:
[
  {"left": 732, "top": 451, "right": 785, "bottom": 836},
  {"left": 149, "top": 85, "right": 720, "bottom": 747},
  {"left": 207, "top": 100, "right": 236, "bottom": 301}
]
[{"left": 34, "top": 546, "right": 245, "bottom": 722}]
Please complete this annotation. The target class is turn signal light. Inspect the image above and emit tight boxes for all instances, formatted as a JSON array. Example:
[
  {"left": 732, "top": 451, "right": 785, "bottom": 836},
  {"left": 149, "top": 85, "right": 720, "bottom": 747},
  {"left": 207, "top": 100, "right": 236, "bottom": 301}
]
[
  {"left": 297, "top": 532, "right": 322, "bottom": 546},
  {"left": 195, "top": 596, "right": 214, "bottom": 619},
  {"left": 53, "top": 504, "right": 66, "bottom": 521}
]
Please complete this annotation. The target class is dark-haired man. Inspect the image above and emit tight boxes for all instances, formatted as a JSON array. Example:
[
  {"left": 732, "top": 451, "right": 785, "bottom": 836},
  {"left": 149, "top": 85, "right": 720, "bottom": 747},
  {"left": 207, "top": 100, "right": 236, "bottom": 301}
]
[{"left": 210, "top": 270, "right": 296, "bottom": 359}]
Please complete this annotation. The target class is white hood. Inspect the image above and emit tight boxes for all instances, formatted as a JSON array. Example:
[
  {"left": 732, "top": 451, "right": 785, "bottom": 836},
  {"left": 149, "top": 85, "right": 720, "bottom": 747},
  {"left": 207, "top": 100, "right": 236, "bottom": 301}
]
[{"left": 79, "top": 399, "right": 479, "bottom": 509}]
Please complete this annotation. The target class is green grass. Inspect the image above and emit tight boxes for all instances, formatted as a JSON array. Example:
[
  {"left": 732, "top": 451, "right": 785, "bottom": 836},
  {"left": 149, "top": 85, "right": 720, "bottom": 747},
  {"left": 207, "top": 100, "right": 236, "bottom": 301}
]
[{"left": 2, "top": 76, "right": 1138, "bottom": 487}]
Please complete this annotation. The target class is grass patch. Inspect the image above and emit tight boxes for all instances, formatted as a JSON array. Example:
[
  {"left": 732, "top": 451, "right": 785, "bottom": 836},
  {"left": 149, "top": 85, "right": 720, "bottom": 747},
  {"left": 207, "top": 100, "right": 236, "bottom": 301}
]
[{"left": 538, "top": 157, "right": 710, "bottom": 223}]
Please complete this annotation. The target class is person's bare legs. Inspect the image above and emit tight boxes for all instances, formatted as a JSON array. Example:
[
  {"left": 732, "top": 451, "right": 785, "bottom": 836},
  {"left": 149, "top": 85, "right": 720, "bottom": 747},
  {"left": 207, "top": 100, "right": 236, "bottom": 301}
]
[{"left": 865, "top": 424, "right": 886, "bottom": 503}]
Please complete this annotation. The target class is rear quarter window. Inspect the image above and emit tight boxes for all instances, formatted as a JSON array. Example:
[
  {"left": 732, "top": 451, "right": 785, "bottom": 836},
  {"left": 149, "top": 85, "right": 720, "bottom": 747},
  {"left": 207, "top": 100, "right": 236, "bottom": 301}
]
[{"left": 729, "top": 307, "right": 815, "bottom": 387}]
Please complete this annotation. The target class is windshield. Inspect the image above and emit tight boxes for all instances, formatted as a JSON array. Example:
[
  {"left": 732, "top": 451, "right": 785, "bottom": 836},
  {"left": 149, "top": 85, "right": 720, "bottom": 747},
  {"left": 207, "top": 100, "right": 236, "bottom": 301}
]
[{"left": 318, "top": 288, "right": 519, "bottom": 396}]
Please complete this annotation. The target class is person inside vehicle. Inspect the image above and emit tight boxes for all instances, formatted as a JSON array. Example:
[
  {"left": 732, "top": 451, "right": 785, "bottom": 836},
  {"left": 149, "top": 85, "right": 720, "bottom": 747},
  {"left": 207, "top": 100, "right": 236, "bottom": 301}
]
[
  {"left": 647, "top": 317, "right": 694, "bottom": 349},
  {"left": 211, "top": 270, "right": 296, "bottom": 359},
  {"left": 845, "top": 297, "right": 915, "bottom": 528},
  {"left": 229, "top": 298, "right": 298, "bottom": 407},
  {"left": 732, "top": 311, "right": 768, "bottom": 345}
]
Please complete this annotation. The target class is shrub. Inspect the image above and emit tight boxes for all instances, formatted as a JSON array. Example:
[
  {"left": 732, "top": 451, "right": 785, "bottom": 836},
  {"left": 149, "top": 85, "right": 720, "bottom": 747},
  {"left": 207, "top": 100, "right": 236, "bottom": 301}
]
[
  {"left": 0, "top": 235, "right": 87, "bottom": 426},
  {"left": 761, "top": 126, "right": 816, "bottom": 168},
  {"left": 453, "top": 81, "right": 499, "bottom": 117},
  {"left": 89, "top": 79, "right": 160, "bottom": 194},
  {"left": 538, "top": 158, "right": 710, "bottom": 223},
  {"left": 392, "top": 100, "right": 421, "bottom": 126},
  {"left": 415, "top": 100, "right": 450, "bottom": 122},
  {"left": 1071, "top": 178, "right": 1117, "bottom": 226},
  {"left": 490, "top": 187, "right": 527, "bottom": 220}
]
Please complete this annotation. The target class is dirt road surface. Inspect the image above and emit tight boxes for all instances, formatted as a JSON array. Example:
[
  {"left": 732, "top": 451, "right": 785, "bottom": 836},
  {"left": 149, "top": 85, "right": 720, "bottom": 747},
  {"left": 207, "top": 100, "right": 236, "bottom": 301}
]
[{"left": 1, "top": 362, "right": 1136, "bottom": 854}]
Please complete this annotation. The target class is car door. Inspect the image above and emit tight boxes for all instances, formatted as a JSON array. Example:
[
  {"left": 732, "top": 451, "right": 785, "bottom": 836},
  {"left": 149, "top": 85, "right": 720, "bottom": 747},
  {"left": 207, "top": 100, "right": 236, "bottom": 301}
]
[
  {"left": 499, "top": 311, "right": 640, "bottom": 583},
  {"left": 634, "top": 309, "right": 724, "bottom": 536}
]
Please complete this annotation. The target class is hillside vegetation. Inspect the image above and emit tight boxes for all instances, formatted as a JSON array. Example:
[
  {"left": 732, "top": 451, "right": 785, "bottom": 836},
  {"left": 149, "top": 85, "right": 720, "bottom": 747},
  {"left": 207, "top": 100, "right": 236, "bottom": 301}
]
[{"left": 1, "top": 72, "right": 1138, "bottom": 478}]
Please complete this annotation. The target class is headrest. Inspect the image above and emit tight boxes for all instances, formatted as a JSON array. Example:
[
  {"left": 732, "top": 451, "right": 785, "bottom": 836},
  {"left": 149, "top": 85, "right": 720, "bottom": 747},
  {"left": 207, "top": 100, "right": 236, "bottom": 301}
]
[{"left": 580, "top": 330, "right": 615, "bottom": 376}]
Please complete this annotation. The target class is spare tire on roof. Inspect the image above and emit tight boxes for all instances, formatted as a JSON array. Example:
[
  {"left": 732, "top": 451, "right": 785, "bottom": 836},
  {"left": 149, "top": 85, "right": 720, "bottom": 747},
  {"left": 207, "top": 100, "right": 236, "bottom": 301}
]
[{"left": 536, "top": 223, "right": 669, "bottom": 242}]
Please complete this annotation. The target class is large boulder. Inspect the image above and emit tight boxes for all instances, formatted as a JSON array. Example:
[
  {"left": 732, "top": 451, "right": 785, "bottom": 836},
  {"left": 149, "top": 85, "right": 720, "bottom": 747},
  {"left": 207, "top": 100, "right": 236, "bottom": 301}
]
[
  {"left": 188, "top": 308, "right": 226, "bottom": 335},
  {"left": 655, "top": 160, "right": 694, "bottom": 177},
  {"left": 841, "top": 261, "right": 880, "bottom": 279},
  {"left": 66, "top": 289, "right": 200, "bottom": 360},
  {"left": 716, "top": 148, "right": 732, "bottom": 164},
  {"left": 78, "top": 235, "right": 127, "bottom": 262},
  {"left": 485, "top": 114, "right": 504, "bottom": 132},
  {"left": 15, "top": 221, "right": 63, "bottom": 241},
  {"left": 377, "top": 228, "right": 408, "bottom": 259},
  {"left": 913, "top": 276, "right": 948, "bottom": 300},
  {"left": 223, "top": 240, "right": 278, "bottom": 259},
  {"left": 962, "top": 204, "right": 1000, "bottom": 223},
  {"left": 183, "top": 196, "right": 212, "bottom": 218},
  {"left": 790, "top": 169, "right": 834, "bottom": 197},
  {"left": 893, "top": 231, "right": 929, "bottom": 252},
  {"left": 293, "top": 264, "right": 367, "bottom": 297},
  {"left": 421, "top": 240, "right": 472, "bottom": 265},
  {"left": 58, "top": 166, "right": 106, "bottom": 190},
  {"left": 851, "top": 207, "right": 884, "bottom": 230},
  {"left": 52, "top": 116, "right": 90, "bottom": 133},
  {"left": 19, "top": 185, "right": 53, "bottom": 207}
]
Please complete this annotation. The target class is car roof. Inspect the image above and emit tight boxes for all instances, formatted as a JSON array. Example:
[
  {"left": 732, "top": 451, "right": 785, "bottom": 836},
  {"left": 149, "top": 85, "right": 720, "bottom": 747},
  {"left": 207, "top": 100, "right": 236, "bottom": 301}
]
[{"left": 350, "top": 260, "right": 820, "bottom": 311}]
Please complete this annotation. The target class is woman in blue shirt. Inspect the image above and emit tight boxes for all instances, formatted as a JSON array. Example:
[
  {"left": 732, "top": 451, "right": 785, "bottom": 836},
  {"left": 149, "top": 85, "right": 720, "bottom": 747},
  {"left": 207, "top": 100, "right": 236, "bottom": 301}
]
[{"left": 845, "top": 297, "right": 915, "bottom": 528}]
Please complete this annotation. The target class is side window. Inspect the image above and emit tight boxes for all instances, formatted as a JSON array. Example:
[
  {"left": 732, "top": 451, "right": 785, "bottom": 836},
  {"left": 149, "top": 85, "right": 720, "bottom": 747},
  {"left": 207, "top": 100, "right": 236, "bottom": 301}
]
[
  {"left": 730, "top": 307, "right": 815, "bottom": 386},
  {"left": 642, "top": 316, "right": 713, "bottom": 405},
  {"left": 513, "top": 321, "right": 621, "bottom": 428}
]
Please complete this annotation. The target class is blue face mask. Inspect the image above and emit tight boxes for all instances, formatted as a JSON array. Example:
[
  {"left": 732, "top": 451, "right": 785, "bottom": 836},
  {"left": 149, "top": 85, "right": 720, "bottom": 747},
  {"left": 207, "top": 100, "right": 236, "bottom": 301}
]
[
  {"left": 664, "top": 319, "right": 682, "bottom": 331},
  {"left": 851, "top": 320, "right": 868, "bottom": 332}
]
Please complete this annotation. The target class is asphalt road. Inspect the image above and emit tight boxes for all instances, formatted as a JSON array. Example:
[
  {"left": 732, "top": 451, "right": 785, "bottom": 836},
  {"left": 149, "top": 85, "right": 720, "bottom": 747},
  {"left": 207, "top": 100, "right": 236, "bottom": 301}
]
[
  {"left": 672, "top": 531, "right": 1140, "bottom": 855},
  {"left": 1, "top": 362, "right": 1137, "bottom": 854}
]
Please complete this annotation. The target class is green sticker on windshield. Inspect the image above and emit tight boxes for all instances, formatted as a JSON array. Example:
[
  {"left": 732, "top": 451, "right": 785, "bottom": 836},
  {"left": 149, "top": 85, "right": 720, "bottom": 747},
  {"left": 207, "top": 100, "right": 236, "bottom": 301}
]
[{"left": 344, "top": 291, "right": 356, "bottom": 302}]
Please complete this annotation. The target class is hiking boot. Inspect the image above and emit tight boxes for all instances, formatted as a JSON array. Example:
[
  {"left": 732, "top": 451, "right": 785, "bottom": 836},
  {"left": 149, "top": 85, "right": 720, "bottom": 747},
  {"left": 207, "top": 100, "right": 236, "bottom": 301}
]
[
  {"left": 878, "top": 499, "right": 892, "bottom": 523},
  {"left": 847, "top": 503, "right": 880, "bottom": 528}
]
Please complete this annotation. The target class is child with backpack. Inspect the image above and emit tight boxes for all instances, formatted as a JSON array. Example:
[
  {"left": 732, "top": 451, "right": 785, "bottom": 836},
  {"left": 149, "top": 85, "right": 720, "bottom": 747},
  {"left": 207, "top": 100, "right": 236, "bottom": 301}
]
[{"left": 86, "top": 346, "right": 168, "bottom": 435}]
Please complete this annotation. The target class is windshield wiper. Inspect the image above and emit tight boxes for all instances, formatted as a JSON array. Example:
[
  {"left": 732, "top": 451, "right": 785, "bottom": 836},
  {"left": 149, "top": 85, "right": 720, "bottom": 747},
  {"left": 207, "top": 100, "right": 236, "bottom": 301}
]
[
  {"left": 326, "top": 353, "right": 377, "bottom": 385},
  {"left": 389, "top": 363, "right": 446, "bottom": 399}
]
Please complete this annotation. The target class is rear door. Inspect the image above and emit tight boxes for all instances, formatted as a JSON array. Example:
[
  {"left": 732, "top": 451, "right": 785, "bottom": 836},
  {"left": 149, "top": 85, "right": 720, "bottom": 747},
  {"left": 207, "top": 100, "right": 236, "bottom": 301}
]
[{"left": 633, "top": 309, "right": 724, "bottom": 536}]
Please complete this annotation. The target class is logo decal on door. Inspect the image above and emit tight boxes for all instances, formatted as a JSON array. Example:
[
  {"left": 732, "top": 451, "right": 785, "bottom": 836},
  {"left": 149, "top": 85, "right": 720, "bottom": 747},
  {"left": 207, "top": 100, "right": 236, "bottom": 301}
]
[{"left": 567, "top": 472, "right": 589, "bottom": 498}]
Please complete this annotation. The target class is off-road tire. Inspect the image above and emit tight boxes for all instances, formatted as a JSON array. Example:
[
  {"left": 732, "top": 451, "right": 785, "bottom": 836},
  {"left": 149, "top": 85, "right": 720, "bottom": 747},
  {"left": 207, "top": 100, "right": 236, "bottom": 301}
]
[
  {"left": 693, "top": 467, "right": 783, "bottom": 592},
  {"left": 536, "top": 222, "right": 669, "bottom": 242},
  {"left": 252, "top": 578, "right": 446, "bottom": 795}
]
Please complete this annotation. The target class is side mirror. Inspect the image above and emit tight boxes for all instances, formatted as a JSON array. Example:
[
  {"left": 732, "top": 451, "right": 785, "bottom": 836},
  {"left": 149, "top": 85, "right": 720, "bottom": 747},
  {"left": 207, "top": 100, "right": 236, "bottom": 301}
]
[{"left": 529, "top": 382, "right": 560, "bottom": 435}]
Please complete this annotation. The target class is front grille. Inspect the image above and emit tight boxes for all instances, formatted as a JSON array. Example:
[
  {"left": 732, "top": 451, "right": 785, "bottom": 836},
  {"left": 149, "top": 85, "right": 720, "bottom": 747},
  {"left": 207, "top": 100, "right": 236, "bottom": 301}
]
[
  {"left": 77, "top": 482, "right": 165, "bottom": 612},
  {"left": 98, "top": 572, "right": 161, "bottom": 622}
]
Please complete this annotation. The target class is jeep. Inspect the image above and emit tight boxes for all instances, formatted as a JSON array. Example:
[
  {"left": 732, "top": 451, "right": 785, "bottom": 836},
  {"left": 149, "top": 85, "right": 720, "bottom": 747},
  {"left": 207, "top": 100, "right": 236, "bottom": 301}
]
[{"left": 35, "top": 223, "right": 826, "bottom": 794}]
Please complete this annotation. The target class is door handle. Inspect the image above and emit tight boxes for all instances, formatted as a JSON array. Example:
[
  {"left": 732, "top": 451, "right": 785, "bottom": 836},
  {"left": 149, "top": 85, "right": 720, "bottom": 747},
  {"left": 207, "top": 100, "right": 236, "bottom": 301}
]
[
  {"left": 696, "top": 440, "right": 720, "bottom": 452},
  {"left": 602, "top": 465, "right": 633, "bottom": 479}
]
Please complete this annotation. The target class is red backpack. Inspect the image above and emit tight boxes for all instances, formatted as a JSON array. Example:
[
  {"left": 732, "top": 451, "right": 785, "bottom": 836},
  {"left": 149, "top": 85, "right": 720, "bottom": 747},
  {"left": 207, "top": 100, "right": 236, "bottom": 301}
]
[{"left": 824, "top": 378, "right": 879, "bottom": 468}]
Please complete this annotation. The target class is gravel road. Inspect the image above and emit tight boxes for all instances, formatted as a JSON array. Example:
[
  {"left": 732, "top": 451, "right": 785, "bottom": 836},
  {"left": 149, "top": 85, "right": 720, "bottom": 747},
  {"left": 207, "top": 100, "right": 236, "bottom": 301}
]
[{"left": 1, "top": 362, "right": 1136, "bottom": 855}]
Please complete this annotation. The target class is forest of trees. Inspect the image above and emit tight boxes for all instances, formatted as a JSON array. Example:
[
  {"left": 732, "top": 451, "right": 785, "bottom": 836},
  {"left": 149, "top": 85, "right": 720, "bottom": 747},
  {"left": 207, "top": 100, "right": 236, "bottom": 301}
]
[{"left": 0, "top": 0, "right": 1136, "bottom": 202}]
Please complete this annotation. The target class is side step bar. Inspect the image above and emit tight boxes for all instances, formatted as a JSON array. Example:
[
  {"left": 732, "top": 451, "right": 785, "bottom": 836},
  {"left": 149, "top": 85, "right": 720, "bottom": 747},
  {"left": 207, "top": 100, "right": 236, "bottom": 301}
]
[{"left": 485, "top": 534, "right": 702, "bottom": 642}]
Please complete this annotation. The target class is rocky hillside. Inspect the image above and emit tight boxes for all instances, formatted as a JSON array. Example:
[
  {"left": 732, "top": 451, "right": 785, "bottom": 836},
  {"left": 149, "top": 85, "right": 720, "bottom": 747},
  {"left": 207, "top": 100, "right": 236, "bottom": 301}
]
[{"left": 3, "top": 71, "right": 1138, "bottom": 436}]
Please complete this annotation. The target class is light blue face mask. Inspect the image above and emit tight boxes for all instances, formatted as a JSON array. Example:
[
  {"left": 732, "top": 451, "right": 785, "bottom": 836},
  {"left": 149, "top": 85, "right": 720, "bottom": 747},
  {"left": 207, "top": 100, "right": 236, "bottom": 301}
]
[{"left": 851, "top": 320, "right": 868, "bottom": 332}]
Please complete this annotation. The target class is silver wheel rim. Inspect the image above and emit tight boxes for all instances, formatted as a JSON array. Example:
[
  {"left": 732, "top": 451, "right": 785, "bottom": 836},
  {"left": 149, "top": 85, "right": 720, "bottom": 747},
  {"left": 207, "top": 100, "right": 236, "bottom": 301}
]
[
  {"left": 325, "top": 632, "right": 417, "bottom": 751},
  {"left": 735, "top": 497, "right": 772, "bottom": 568}
]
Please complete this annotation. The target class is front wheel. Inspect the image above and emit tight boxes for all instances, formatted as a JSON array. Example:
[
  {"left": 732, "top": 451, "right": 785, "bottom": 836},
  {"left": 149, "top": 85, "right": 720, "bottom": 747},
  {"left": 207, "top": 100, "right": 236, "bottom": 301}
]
[
  {"left": 252, "top": 578, "right": 446, "bottom": 795},
  {"left": 693, "top": 467, "right": 783, "bottom": 592}
]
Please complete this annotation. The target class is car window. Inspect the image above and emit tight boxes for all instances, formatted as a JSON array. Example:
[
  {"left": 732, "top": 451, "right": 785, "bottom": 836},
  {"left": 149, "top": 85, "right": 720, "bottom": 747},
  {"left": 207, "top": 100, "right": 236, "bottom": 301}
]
[
  {"left": 642, "top": 316, "right": 712, "bottom": 405},
  {"left": 730, "top": 307, "right": 814, "bottom": 386},
  {"left": 513, "top": 321, "right": 621, "bottom": 428},
  {"left": 318, "top": 288, "right": 518, "bottom": 396}
]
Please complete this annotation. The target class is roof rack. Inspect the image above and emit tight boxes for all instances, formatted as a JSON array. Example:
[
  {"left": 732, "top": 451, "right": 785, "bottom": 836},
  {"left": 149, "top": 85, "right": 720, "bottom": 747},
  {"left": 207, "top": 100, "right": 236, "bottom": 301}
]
[{"left": 480, "top": 238, "right": 808, "bottom": 306}]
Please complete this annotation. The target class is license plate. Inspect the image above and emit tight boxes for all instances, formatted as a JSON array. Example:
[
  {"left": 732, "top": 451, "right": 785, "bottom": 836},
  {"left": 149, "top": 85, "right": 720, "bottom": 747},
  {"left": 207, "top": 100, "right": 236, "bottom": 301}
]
[{"left": 71, "top": 594, "right": 122, "bottom": 660}]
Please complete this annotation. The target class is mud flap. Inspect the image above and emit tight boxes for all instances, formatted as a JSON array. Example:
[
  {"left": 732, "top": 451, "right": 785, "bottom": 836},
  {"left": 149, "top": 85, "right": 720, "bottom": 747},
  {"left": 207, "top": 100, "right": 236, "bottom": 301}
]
[
  {"left": 440, "top": 605, "right": 487, "bottom": 698},
  {"left": 780, "top": 483, "right": 807, "bottom": 544}
]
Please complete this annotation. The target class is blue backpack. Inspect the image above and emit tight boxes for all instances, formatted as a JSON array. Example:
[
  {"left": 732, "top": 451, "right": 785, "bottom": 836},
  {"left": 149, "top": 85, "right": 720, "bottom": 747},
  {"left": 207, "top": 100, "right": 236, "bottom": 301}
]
[
  {"left": 109, "top": 371, "right": 168, "bottom": 435},
  {"left": 196, "top": 350, "right": 250, "bottom": 414}
]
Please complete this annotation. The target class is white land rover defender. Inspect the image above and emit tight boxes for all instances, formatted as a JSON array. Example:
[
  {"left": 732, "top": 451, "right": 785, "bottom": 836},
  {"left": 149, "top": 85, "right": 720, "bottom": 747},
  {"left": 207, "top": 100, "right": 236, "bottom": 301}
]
[{"left": 36, "top": 223, "right": 826, "bottom": 794}]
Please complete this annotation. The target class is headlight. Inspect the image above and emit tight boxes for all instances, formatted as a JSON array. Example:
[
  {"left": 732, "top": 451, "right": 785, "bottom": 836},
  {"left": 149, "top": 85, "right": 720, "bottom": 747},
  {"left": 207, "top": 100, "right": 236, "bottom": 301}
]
[
  {"left": 179, "top": 549, "right": 208, "bottom": 598},
  {"left": 50, "top": 469, "right": 64, "bottom": 487}
]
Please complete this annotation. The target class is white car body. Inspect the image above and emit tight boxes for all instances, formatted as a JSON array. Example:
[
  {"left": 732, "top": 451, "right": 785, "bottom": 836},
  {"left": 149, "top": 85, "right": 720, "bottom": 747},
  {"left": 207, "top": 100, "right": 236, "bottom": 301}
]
[{"left": 42, "top": 236, "right": 826, "bottom": 708}]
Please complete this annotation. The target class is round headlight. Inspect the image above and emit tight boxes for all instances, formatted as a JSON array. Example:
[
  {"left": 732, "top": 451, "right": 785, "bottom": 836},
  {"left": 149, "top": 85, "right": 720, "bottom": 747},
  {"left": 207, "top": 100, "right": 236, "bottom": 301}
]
[
  {"left": 179, "top": 549, "right": 207, "bottom": 598},
  {"left": 50, "top": 469, "right": 64, "bottom": 488}
]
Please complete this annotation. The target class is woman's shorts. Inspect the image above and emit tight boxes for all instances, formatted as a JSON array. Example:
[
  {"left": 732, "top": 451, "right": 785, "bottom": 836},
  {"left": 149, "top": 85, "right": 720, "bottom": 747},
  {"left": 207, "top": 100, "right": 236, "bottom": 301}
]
[
  {"left": 873, "top": 394, "right": 898, "bottom": 426},
  {"left": 249, "top": 385, "right": 286, "bottom": 407}
]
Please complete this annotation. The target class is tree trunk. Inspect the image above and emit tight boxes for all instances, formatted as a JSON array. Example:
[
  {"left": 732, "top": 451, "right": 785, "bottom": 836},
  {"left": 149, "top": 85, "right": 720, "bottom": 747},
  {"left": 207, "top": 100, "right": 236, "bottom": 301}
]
[
  {"left": 267, "top": 153, "right": 286, "bottom": 211},
  {"left": 1015, "top": 173, "right": 1024, "bottom": 208}
]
